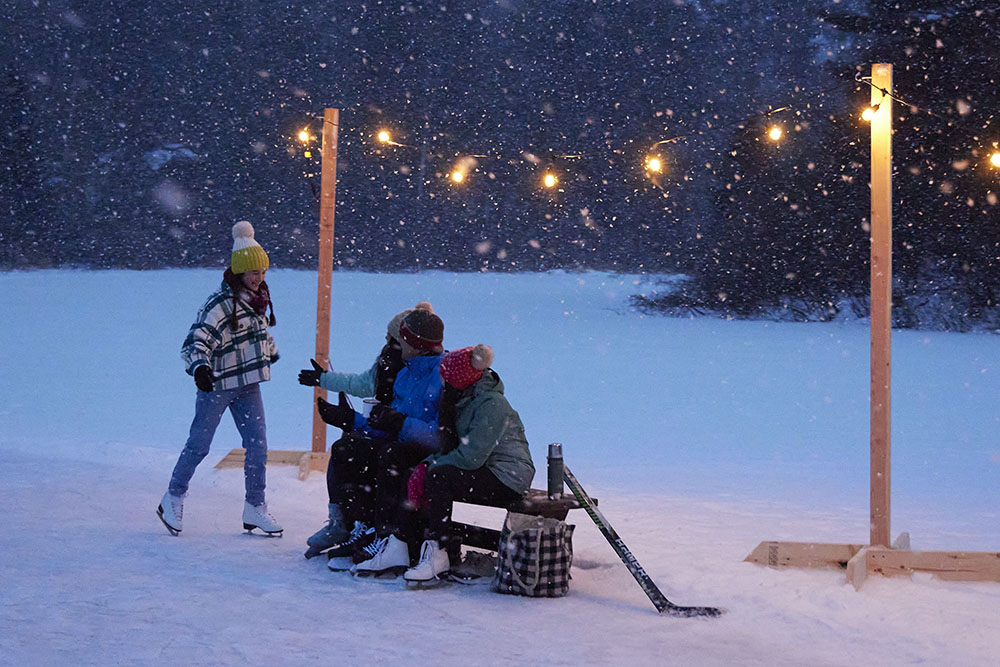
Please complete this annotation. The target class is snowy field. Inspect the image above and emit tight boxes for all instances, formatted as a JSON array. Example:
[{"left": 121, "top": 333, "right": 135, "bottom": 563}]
[{"left": 1, "top": 269, "right": 998, "bottom": 666}]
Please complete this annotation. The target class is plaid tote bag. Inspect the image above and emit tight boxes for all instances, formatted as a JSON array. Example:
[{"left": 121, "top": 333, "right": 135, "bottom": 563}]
[{"left": 491, "top": 511, "right": 574, "bottom": 597}]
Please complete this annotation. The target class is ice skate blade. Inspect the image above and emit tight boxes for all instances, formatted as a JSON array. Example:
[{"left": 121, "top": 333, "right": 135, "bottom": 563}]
[
  {"left": 405, "top": 575, "right": 449, "bottom": 589},
  {"left": 304, "top": 545, "right": 331, "bottom": 559},
  {"left": 243, "top": 523, "right": 283, "bottom": 537},
  {"left": 156, "top": 506, "right": 180, "bottom": 536},
  {"left": 352, "top": 566, "right": 407, "bottom": 580},
  {"left": 446, "top": 573, "right": 490, "bottom": 586},
  {"left": 327, "top": 556, "right": 354, "bottom": 572}
]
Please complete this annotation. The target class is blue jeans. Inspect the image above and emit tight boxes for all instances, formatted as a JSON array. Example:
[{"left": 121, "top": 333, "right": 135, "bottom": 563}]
[{"left": 169, "top": 383, "right": 268, "bottom": 506}]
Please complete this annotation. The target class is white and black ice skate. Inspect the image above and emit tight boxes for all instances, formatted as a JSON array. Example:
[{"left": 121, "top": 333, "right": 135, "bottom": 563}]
[
  {"left": 157, "top": 491, "right": 184, "bottom": 536},
  {"left": 325, "top": 522, "right": 376, "bottom": 571},
  {"left": 242, "top": 502, "right": 283, "bottom": 536}
]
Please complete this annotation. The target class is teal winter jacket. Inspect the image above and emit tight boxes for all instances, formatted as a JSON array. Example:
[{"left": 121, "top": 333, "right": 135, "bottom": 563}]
[
  {"left": 319, "top": 358, "right": 378, "bottom": 398},
  {"left": 428, "top": 370, "right": 535, "bottom": 494}
]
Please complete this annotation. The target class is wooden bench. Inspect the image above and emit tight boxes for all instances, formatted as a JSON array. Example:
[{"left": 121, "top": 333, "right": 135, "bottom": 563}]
[{"left": 450, "top": 488, "right": 595, "bottom": 553}]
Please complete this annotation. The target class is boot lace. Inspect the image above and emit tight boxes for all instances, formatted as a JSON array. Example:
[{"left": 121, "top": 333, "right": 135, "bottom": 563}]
[
  {"left": 360, "top": 535, "right": 388, "bottom": 560},
  {"left": 343, "top": 522, "right": 369, "bottom": 546},
  {"left": 417, "top": 540, "right": 435, "bottom": 566}
]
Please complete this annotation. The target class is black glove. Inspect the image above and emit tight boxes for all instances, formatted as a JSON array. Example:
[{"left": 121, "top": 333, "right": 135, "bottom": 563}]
[
  {"left": 298, "top": 358, "right": 325, "bottom": 387},
  {"left": 368, "top": 403, "right": 407, "bottom": 438},
  {"left": 194, "top": 365, "right": 215, "bottom": 392},
  {"left": 374, "top": 342, "right": 403, "bottom": 404},
  {"left": 316, "top": 392, "right": 355, "bottom": 431}
]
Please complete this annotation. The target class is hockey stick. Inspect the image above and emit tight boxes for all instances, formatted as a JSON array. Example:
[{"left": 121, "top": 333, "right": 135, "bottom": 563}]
[{"left": 563, "top": 466, "right": 723, "bottom": 618}]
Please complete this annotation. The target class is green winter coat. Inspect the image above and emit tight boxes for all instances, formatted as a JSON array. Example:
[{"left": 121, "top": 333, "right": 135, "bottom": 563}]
[{"left": 428, "top": 370, "right": 535, "bottom": 495}]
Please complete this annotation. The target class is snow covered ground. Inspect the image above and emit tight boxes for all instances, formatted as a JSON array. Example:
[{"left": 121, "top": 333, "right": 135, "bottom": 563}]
[{"left": 1, "top": 269, "right": 998, "bottom": 666}]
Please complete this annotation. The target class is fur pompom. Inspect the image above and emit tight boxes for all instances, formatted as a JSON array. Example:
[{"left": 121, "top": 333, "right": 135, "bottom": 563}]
[
  {"left": 232, "top": 220, "right": 255, "bottom": 240},
  {"left": 470, "top": 344, "right": 493, "bottom": 371}
]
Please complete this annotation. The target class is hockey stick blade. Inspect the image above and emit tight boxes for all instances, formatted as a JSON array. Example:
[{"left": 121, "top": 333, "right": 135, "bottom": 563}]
[{"left": 564, "top": 465, "right": 723, "bottom": 618}]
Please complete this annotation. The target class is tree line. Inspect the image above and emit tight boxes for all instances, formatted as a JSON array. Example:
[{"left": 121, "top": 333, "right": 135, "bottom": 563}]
[{"left": 2, "top": 1, "right": 998, "bottom": 328}]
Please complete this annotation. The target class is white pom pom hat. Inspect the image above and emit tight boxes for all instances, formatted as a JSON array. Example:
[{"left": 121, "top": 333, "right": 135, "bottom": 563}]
[{"left": 230, "top": 220, "right": 270, "bottom": 274}]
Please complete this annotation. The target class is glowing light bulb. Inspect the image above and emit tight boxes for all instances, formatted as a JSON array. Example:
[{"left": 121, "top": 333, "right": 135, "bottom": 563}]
[
  {"left": 377, "top": 130, "right": 392, "bottom": 143},
  {"left": 767, "top": 125, "right": 783, "bottom": 141},
  {"left": 862, "top": 106, "right": 877, "bottom": 122},
  {"left": 646, "top": 156, "right": 663, "bottom": 173},
  {"left": 990, "top": 152, "right": 1000, "bottom": 168},
  {"left": 297, "top": 129, "right": 310, "bottom": 143},
  {"left": 450, "top": 170, "right": 465, "bottom": 183},
  {"left": 543, "top": 172, "right": 557, "bottom": 188}
]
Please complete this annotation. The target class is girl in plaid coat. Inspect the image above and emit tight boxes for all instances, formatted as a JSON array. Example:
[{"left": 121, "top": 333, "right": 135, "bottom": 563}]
[{"left": 157, "top": 221, "right": 282, "bottom": 537}]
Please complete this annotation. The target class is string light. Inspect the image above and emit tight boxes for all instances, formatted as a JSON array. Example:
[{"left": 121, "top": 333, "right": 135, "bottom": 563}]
[
  {"left": 296, "top": 127, "right": 314, "bottom": 157},
  {"left": 352, "top": 77, "right": 995, "bottom": 191},
  {"left": 861, "top": 88, "right": 884, "bottom": 122}
]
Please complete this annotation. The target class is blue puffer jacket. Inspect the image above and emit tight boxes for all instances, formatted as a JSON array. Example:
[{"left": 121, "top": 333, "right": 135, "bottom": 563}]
[{"left": 354, "top": 353, "right": 443, "bottom": 448}]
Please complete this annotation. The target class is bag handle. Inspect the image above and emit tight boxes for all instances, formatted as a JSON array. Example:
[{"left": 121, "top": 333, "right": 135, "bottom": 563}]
[{"left": 508, "top": 516, "right": 543, "bottom": 594}]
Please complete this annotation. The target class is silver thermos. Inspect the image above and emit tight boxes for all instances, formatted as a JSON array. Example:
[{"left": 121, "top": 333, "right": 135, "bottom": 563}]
[{"left": 547, "top": 443, "right": 564, "bottom": 499}]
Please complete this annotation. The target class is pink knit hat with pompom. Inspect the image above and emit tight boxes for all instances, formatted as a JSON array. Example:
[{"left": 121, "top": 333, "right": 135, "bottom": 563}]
[{"left": 439, "top": 344, "right": 494, "bottom": 389}]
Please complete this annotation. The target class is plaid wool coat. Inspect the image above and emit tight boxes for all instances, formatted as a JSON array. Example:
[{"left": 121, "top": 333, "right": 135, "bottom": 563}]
[{"left": 181, "top": 281, "right": 279, "bottom": 391}]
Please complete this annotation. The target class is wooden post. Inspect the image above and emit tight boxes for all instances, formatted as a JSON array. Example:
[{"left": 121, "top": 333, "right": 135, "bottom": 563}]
[
  {"left": 312, "top": 108, "right": 339, "bottom": 455},
  {"left": 744, "top": 64, "right": 999, "bottom": 587},
  {"left": 869, "top": 65, "right": 892, "bottom": 547}
]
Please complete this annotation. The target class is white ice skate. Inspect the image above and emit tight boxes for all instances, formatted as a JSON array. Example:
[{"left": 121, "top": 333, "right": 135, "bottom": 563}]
[
  {"left": 404, "top": 539, "right": 450, "bottom": 587},
  {"left": 242, "top": 501, "right": 283, "bottom": 536},
  {"left": 351, "top": 534, "right": 409, "bottom": 578},
  {"left": 157, "top": 491, "right": 184, "bottom": 536}
]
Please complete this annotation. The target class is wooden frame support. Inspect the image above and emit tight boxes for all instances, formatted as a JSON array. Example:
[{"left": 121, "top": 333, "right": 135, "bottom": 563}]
[
  {"left": 744, "top": 541, "right": 865, "bottom": 570},
  {"left": 846, "top": 546, "right": 1000, "bottom": 590},
  {"left": 214, "top": 449, "right": 329, "bottom": 481},
  {"left": 746, "top": 533, "right": 999, "bottom": 589}
]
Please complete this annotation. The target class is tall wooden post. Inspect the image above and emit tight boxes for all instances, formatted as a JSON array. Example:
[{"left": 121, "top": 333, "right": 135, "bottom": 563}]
[
  {"left": 744, "top": 64, "right": 999, "bottom": 587},
  {"left": 869, "top": 65, "right": 892, "bottom": 547},
  {"left": 312, "top": 108, "right": 339, "bottom": 454}
]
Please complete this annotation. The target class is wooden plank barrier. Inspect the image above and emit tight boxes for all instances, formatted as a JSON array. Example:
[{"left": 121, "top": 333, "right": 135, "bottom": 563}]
[{"left": 214, "top": 448, "right": 329, "bottom": 481}]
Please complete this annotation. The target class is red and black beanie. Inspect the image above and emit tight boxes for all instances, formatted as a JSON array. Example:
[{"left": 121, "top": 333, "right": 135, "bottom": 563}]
[
  {"left": 399, "top": 309, "right": 444, "bottom": 351},
  {"left": 439, "top": 344, "right": 494, "bottom": 390}
]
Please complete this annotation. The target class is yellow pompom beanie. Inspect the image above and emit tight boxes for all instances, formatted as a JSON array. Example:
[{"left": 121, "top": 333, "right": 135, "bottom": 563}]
[{"left": 230, "top": 220, "right": 270, "bottom": 274}]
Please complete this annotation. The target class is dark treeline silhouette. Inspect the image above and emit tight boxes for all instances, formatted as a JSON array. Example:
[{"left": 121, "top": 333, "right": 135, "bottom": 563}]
[
  {"left": 635, "top": 0, "right": 1000, "bottom": 330},
  {"left": 2, "top": 2, "right": 998, "bottom": 328}
]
